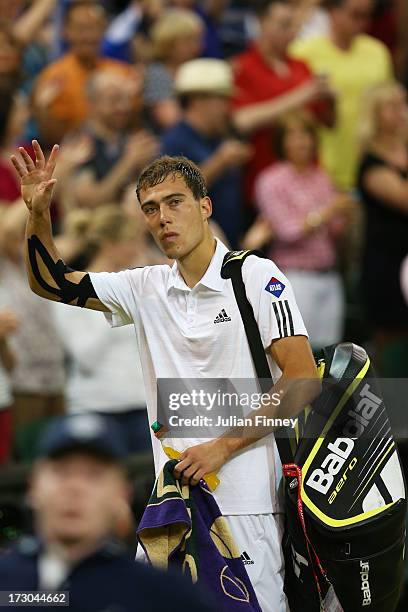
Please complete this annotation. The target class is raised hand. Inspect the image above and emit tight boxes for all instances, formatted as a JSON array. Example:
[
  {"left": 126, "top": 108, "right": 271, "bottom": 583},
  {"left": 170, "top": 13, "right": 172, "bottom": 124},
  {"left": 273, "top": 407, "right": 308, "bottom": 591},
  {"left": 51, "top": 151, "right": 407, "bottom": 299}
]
[{"left": 10, "top": 140, "right": 59, "bottom": 214}]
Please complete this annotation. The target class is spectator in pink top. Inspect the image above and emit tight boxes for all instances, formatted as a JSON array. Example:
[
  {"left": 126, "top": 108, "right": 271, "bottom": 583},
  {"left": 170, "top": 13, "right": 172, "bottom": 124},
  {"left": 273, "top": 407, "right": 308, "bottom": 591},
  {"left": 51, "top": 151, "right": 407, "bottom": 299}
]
[{"left": 245, "top": 110, "right": 355, "bottom": 348}]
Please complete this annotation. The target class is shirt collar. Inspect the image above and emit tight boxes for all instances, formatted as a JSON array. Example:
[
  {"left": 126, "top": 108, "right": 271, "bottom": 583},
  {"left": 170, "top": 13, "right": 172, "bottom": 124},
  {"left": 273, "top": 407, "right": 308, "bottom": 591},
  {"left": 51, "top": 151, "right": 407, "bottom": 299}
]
[{"left": 167, "top": 238, "right": 229, "bottom": 293}]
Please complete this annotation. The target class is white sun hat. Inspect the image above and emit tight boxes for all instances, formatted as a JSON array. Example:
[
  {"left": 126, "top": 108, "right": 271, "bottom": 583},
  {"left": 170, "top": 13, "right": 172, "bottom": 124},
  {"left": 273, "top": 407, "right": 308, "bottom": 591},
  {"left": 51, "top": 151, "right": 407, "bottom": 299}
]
[{"left": 174, "top": 58, "right": 234, "bottom": 97}]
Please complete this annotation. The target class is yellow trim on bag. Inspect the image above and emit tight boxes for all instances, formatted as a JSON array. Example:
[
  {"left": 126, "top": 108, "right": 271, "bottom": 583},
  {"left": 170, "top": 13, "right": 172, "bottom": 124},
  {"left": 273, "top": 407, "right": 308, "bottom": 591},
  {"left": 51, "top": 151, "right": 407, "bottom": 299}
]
[
  {"left": 298, "top": 357, "right": 399, "bottom": 527},
  {"left": 304, "top": 500, "right": 396, "bottom": 528},
  {"left": 295, "top": 361, "right": 325, "bottom": 444},
  {"left": 294, "top": 417, "right": 300, "bottom": 445},
  {"left": 223, "top": 250, "right": 250, "bottom": 265},
  {"left": 316, "top": 361, "right": 326, "bottom": 379}
]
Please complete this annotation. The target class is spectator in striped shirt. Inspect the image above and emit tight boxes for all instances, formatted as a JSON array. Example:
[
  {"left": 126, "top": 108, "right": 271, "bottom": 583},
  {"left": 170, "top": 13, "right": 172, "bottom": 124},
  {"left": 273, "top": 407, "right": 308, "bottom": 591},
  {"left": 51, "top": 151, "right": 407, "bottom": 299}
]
[{"left": 244, "top": 110, "right": 355, "bottom": 349}]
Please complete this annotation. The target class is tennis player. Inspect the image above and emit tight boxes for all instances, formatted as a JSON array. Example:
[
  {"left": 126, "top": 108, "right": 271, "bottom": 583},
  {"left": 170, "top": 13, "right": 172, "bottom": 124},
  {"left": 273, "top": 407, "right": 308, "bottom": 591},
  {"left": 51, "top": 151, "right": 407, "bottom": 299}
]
[{"left": 12, "top": 141, "right": 320, "bottom": 611}]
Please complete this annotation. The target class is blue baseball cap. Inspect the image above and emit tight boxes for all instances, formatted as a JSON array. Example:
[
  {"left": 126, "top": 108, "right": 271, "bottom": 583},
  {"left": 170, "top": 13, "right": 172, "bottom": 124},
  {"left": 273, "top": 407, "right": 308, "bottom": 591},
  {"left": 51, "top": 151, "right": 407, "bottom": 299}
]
[{"left": 38, "top": 414, "right": 127, "bottom": 462}]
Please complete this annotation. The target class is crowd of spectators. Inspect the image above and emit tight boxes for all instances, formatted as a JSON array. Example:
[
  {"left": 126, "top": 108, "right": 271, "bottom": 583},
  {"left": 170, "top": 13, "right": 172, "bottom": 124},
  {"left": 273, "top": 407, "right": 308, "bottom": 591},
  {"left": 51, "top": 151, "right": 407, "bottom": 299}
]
[{"left": 0, "top": 0, "right": 407, "bottom": 480}]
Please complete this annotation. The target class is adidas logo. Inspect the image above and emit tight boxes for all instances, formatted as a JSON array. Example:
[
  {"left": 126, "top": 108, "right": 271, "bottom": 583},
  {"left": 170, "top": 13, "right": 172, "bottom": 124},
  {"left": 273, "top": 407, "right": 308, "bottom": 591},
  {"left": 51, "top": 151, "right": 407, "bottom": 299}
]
[
  {"left": 214, "top": 309, "right": 231, "bottom": 324},
  {"left": 240, "top": 551, "right": 254, "bottom": 565}
]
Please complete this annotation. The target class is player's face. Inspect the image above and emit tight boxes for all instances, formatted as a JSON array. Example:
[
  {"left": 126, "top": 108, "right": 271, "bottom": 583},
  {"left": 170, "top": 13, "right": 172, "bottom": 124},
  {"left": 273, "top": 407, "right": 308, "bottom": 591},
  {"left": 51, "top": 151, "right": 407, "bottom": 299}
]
[
  {"left": 139, "top": 174, "right": 212, "bottom": 260},
  {"left": 29, "top": 454, "right": 128, "bottom": 547}
]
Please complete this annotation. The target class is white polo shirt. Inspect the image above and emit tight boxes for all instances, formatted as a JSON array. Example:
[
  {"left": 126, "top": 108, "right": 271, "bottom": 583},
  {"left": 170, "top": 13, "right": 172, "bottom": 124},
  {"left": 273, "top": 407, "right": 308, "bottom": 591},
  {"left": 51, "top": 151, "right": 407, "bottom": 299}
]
[{"left": 90, "top": 239, "right": 307, "bottom": 515}]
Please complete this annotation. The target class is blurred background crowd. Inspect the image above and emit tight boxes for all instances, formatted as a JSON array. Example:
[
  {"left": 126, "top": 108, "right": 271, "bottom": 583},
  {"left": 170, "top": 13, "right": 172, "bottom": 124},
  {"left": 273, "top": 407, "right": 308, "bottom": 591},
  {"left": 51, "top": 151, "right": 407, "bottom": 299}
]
[{"left": 0, "top": 0, "right": 407, "bottom": 578}]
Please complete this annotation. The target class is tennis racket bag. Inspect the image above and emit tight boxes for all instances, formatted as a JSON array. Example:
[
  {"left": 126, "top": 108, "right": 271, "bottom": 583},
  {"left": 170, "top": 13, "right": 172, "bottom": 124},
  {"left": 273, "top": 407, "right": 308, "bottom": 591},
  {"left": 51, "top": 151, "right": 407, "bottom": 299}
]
[
  {"left": 221, "top": 250, "right": 407, "bottom": 612},
  {"left": 283, "top": 342, "right": 406, "bottom": 612}
]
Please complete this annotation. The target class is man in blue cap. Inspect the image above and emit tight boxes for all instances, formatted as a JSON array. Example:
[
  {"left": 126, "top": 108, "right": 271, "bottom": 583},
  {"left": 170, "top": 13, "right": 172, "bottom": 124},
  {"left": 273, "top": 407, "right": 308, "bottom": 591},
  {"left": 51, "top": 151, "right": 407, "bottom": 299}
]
[{"left": 0, "top": 414, "right": 215, "bottom": 612}]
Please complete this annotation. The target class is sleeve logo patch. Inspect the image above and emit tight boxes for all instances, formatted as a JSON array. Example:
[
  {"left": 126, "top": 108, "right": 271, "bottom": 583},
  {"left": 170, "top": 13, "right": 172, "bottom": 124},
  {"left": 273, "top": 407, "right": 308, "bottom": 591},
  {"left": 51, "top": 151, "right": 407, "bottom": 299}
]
[{"left": 265, "top": 277, "right": 285, "bottom": 298}]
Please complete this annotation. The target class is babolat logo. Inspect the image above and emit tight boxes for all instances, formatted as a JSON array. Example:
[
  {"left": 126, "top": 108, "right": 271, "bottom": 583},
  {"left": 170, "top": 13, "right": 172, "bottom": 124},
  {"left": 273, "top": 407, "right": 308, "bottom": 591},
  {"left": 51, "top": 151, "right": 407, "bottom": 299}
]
[
  {"left": 342, "top": 383, "right": 382, "bottom": 437},
  {"left": 306, "top": 384, "right": 381, "bottom": 500},
  {"left": 306, "top": 438, "right": 357, "bottom": 496},
  {"left": 360, "top": 560, "right": 371, "bottom": 606}
]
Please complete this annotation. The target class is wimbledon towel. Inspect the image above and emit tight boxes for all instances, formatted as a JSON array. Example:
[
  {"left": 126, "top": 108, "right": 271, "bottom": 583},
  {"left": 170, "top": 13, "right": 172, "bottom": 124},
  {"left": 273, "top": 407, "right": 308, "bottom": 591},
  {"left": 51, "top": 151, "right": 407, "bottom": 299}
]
[{"left": 137, "top": 460, "right": 262, "bottom": 612}]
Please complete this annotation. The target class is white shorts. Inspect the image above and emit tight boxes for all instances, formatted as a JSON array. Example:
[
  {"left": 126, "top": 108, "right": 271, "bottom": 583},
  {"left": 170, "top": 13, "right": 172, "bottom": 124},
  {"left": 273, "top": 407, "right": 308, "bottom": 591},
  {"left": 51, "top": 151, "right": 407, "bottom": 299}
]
[
  {"left": 224, "top": 513, "right": 288, "bottom": 612},
  {"left": 136, "top": 513, "right": 288, "bottom": 612}
]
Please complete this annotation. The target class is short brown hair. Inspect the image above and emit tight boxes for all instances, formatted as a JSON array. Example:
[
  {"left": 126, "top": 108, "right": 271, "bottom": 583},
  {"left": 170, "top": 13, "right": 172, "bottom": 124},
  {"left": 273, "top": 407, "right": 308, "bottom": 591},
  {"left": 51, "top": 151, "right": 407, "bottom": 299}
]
[
  {"left": 136, "top": 155, "right": 207, "bottom": 202},
  {"left": 272, "top": 110, "right": 318, "bottom": 160}
]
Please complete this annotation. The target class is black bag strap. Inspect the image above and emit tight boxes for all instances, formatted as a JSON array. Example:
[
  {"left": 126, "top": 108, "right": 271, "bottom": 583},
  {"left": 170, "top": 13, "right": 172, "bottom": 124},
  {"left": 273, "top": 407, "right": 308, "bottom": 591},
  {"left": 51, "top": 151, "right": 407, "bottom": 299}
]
[{"left": 221, "top": 250, "right": 293, "bottom": 465}]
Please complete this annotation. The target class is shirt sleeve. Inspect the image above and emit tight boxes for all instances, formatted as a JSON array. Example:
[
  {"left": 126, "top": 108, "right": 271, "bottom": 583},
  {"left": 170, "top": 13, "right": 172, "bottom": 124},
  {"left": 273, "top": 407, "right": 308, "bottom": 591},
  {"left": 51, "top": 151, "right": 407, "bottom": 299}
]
[
  {"left": 242, "top": 255, "right": 308, "bottom": 348},
  {"left": 89, "top": 269, "right": 140, "bottom": 328}
]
